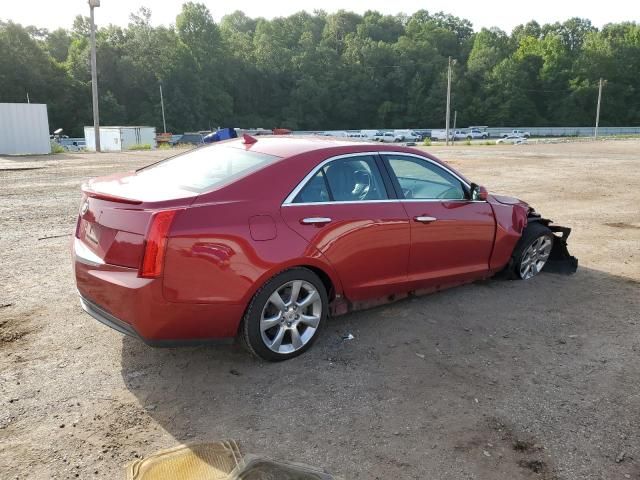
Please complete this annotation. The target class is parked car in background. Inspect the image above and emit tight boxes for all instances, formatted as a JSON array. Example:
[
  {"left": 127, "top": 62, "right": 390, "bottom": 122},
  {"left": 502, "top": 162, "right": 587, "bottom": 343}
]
[
  {"left": 169, "top": 134, "right": 183, "bottom": 145},
  {"left": 501, "top": 129, "right": 530, "bottom": 138},
  {"left": 497, "top": 135, "right": 528, "bottom": 145},
  {"left": 374, "top": 131, "right": 402, "bottom": 143},
  {"left": 466, "top": 128, "right": 489, "bottom": 139},
  {"left": 452, "top": 130, "right": 468, "bottom": 140},
  {"left": 347, "top": 132, "right": 368, "bottom": 139},
  {"left": 58, "top": 138, "right": 86, "bottom": 151},
  {"left": 245, "top": 128, "right": 273, "bottom": 136},
  {"left": 322, "top": 131, "right": 349, "bottom": 137},
  {"left": 73, "top": 136, "right": 576, "bottom": 361},
  {"left": 178, "top": 133, "right": 205, "bottom": 145},
  {"left": 430, "top": 130, "right": 449, "bottom": 141},
  {"left": 360, "top": 130, "right": 379, "bottom": 139},
  {"left": 468, "top": 126, "right": 489, "bottom": 137},
  {"left": 414, "top": 129, "right": 431, "bottom": 140},
  {"left": 394, "top": 130, "right": 421, "bottom": 142}
]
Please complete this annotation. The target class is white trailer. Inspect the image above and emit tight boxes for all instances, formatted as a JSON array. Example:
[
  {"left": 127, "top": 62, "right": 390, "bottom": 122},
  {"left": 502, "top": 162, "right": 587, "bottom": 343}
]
[
  {"left": 84, "top": 126, "right": 156, "bottom": 151},
  {"left": 0, "top": 103, "right": 51, "bottom": 155}
]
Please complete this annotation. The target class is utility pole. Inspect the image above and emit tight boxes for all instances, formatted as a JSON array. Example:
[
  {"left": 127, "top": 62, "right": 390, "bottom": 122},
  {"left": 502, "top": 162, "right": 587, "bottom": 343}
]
[
  {"left": 445, "top": 57, "right": 452, "bottom": 146},
  {"left": 594, "top": 78, "right": 606, "bottom": 139},
  {"left": 452, "top": 110, "right": 458, "bottom": 142},
  {"left": 89, "top": 0, "right": 101, "bottom": 152},
  {"left": 159, "top": 84, "right": 167, "bottom": 134},
  {"left": 26, "top": 93, "right": 30, "bottom": 104},
  {"left": 445, "top": 57, "right": 456, "bottom": 146}
]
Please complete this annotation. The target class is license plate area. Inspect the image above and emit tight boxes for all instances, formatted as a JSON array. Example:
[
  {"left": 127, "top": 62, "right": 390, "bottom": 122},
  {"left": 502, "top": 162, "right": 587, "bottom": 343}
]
[{"left": 86, "top": 223, "right": 100, "bottom": 244}]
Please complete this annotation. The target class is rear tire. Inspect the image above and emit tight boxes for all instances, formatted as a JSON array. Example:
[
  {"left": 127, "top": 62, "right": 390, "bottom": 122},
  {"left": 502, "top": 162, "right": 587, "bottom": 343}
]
[
  {"left": 240, "top": 268, "right": 328, "bottom": 361},
  {"left": 510, "top": 223, "right": 554, "bottom": 280}
]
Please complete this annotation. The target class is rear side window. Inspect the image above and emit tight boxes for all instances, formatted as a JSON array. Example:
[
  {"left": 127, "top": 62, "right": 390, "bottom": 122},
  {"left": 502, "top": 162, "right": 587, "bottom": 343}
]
[
  {"left": 136, "top": 146, "right": 278, "bottom": 192},
  {"left": 293, "top": 155, "right": 388, "bottom": 203},
  {"left": 293, "top": 171, "right": 330, "bottom": 203}
]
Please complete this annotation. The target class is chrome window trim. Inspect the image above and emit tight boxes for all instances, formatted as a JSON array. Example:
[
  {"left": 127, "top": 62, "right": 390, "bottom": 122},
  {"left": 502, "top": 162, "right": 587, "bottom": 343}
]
[
  {"left": 282, "top": 152, "right": 383, "bottom": 205},
  {"left": 400, "top": 198, "right": 487, "bottom": 203},
  {"left": 285, "top": 199, "right": 400, "bottom": 207},
  {"left": 282, "top": 150, "right": 481, "bottom": 206},
  {"left": 283, "top": 198, "right": 486, "bottom": 207},
  {"left": 380, "top": 151, "right": 471, "bottom": 191}
]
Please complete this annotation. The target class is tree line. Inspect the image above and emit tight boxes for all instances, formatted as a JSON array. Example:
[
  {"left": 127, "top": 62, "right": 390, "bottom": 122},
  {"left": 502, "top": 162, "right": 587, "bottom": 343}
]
[{"left": 1, "top": 4, "right": 639, "bottom": 137}]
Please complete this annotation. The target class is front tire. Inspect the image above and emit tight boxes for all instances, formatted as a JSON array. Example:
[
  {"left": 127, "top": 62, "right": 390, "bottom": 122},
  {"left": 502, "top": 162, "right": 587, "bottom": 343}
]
[
  {"left": 241, "top": 268, "right": 328, "bottom": 361},
  {"left": 511, "top": 223, "right": 554, "bottom": 280}
]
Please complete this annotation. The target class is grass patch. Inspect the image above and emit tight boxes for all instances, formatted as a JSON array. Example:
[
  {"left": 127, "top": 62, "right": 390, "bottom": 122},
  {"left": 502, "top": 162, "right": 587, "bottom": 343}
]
[
  {"left": 50, "top": 142, "right": 65, "bottom": 154},
  {"left": 129, "top": 144, "right": 152, "bottom": 151},
  {"left": 603, "top": 134, "right": 640, "bottom": 139},
  {"left": 422, "top": 138, "right": 431, "bottom": 146}
]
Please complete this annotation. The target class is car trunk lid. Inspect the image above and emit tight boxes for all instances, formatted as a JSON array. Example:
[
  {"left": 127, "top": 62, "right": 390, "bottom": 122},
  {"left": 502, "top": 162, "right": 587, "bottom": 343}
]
[{"left": 76, "top": 172, "right": 198, "bottom": 269}]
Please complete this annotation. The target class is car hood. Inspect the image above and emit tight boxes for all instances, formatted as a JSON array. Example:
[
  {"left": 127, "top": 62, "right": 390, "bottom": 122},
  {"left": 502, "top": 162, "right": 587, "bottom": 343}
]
[{"left": 489, "top": 194, "right": 530, "bottom": 209}]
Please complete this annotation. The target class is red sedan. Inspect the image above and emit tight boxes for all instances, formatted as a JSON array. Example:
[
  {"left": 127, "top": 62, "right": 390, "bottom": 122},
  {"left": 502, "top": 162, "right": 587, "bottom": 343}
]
[{"left": 73, "top": 136, "right": 576, "bottom": 361}]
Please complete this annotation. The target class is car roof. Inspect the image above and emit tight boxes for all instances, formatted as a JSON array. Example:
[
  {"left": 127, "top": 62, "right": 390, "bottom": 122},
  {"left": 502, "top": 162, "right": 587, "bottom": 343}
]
[
  {"left": 219, "top": 135, "right": 466, "bottom": 173},
  {"left": 195, "top": 135, "right": 472, "bottom": 196},
  {"left": 221, "top": 135, "right": 379, "bottom": 158}
]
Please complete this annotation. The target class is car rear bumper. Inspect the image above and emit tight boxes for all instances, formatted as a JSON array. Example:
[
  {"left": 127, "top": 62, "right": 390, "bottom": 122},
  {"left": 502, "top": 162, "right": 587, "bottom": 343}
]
[
  {"left": 80, "top": 294, "right": 140, "bottom": 339},
  {"left": 73, "top": 238, "right": 243, "bottom": 344}
]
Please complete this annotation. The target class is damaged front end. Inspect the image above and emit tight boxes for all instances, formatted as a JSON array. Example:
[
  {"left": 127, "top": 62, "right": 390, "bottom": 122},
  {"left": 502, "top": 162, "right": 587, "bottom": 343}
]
[{"left": 528, "top": 212, "right": 578, "bottom": 275}]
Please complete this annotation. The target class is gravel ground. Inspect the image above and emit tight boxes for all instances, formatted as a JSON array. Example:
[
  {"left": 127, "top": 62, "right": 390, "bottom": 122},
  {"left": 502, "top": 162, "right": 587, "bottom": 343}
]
[{"left": 0, "top": 140, "right": 638, "bottom": 480}]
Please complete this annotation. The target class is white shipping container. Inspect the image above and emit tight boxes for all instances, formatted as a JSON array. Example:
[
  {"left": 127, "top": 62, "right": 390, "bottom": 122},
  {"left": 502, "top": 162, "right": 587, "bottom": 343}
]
[
  {"left": 0, "top": 103, "right": 51, "bottom": 155},
  {"left": 84, "top": 126, "right": 156, "bottom": 151}
]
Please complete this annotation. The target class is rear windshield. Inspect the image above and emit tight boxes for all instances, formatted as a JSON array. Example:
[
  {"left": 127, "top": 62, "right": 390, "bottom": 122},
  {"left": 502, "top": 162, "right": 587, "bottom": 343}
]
[{"left": 136, "top": 146, "right": 279, "bottom": 192}]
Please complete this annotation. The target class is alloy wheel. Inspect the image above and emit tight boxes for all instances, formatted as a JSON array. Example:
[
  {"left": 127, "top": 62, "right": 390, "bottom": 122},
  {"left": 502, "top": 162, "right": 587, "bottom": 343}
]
[
  {"left": 520, "top": 235, "right": 553, "bottom": 279},
  {"left": 260, "top": 280, "right": 322, "bottom": 354}
]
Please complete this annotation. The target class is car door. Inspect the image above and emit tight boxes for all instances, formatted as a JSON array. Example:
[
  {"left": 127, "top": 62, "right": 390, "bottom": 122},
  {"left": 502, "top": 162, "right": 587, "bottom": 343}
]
[
  {"left": 280, "top": 153, "right": 410, "bottom": 301},
  {"left": 381, "top": 153, "right": 495, "bottom": 288}
]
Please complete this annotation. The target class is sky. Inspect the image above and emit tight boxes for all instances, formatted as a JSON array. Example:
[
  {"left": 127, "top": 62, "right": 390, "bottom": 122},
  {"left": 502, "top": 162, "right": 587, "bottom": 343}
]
[{"left": 4, "top": 0, "right": 640, "bottom": 32}]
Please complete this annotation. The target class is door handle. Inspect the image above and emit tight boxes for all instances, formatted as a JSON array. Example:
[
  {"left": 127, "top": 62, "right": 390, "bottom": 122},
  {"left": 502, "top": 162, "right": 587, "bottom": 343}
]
[
  {"left": 301, "top": 217, "right": 332, "bottom": 225},
  {"left": 414, "top": 216, "right": 437, "bottom": 223}
]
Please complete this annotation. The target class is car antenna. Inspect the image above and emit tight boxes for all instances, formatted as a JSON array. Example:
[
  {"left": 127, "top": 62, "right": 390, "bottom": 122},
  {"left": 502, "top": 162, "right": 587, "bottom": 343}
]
[{"left": 242, "top": 134, "right": 258, "bottom": 145}]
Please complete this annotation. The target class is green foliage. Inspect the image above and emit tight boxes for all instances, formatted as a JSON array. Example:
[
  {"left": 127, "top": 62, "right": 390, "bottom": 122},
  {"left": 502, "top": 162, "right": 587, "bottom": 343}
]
[
  {"left": 1, "top": 10, "right": 638, "bottom": 136},
  {"left": 422, "top": 138, "right": 432, "bottom": 146},
  {"left": 128, "top": 143, "right": 152, "bottom": 150},
  {"left": 50, "top": 141, "right": 65, "bottom": 154},
  {"left": 464, "top": 138, "right": 472, "bottom": 145}
]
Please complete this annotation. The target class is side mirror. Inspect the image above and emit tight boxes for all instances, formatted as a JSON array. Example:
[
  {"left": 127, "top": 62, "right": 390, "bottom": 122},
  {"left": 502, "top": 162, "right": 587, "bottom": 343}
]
[{"left": 471, "top": 184, "right": 488, "bottom": 201}]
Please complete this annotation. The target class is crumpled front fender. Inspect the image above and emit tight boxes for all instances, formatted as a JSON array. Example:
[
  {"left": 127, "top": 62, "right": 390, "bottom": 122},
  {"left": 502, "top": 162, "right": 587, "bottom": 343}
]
[{"left": 530, "top": 218, "right": 578, "bottom": 274}]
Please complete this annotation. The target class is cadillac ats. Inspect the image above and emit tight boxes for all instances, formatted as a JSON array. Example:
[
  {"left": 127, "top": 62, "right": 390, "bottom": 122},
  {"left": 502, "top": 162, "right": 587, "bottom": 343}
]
[{"left": 73, "top": 136, "right": 577, "bottom": 361}]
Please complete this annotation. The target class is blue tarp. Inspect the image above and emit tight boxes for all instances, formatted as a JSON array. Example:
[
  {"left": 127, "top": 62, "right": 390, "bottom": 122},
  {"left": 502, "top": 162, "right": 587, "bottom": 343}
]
[{"left": 203, "top": 128, "right": 238, "bottom": 143}]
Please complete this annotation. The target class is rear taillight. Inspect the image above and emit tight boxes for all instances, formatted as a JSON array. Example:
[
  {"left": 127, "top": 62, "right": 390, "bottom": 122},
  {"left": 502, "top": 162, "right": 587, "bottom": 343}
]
[
  {"left": 75, "top": 195, "right": 87, "bottom": 238},
  {"left": 139, "top": 210, "right": 179, "bottom": 278}
]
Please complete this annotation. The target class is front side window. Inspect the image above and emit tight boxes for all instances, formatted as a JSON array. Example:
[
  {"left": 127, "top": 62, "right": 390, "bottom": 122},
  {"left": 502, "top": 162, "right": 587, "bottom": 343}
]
[
  {"left": 293, "top": 155, "right": 388, "bottom": 203},
  {"left": 385, "top": 155, "right": 466, "bottom": 200}
]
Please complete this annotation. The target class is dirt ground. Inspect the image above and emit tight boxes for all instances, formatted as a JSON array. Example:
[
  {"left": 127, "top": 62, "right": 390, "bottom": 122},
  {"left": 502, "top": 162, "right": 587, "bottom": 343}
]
[{"left": 1, "top": 140, "right": 638, "bottom": 480}]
